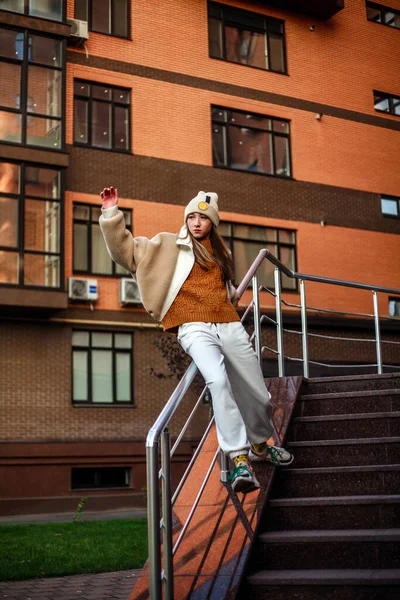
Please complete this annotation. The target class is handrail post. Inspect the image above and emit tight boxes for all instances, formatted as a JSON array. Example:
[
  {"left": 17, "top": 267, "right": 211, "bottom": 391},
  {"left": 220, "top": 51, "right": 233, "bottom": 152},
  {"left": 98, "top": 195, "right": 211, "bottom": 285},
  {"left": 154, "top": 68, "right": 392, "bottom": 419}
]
[
  {"left": 161, "top": 430, "right": 174, "bottom": 600},
  {"left": 146, "top": 442, "right": 162, "bottom": 600},
  {"left": 300, "top": 279, "right": 310, "bottom": 378},
  {"left": 252, "top": 273, "right": 262, "bottom": 365},
  {"left": 373, "top": 291, "right": 383, "bottom": 374},
  {"left": 220, "top": 450, "right": 229, "bottom": 483},
  {"left": 274, "top": 267, "right": 285, "bottom": 377}
]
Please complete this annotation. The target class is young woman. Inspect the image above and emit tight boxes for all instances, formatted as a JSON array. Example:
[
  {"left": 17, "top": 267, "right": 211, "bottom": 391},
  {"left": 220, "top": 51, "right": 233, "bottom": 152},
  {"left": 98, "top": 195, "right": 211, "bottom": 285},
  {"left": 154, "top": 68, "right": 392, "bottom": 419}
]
[{"left": 99, "top": 187, "right": 294, "bottom": 493}]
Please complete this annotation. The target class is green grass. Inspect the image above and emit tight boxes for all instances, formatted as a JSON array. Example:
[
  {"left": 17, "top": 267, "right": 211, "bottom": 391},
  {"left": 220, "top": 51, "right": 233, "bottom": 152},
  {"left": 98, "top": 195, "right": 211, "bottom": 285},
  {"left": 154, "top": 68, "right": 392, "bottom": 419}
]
[{"left": 0, "top": 519, "right": 148, "bottom": 581}]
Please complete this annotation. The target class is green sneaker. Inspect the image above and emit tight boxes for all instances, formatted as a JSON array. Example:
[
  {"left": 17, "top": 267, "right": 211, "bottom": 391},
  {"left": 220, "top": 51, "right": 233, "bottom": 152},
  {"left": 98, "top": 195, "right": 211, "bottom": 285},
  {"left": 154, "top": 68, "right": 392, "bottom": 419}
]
[
  {"left": 249, "top": 444, "right": 294, "bottom": 467},
  {"left": 228, "top": 464, "right": 260, "bottom": 494}
]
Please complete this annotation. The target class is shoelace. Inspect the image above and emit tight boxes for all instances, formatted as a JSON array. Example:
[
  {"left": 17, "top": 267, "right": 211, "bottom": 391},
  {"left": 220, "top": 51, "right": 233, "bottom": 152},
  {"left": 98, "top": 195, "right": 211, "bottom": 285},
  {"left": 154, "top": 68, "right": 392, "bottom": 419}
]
[
  {"left": 267, "top": 446, "right": 285, "bottom": 467},
  {"left": 228, "top": 465, "right": 252, "bottom": 481}
]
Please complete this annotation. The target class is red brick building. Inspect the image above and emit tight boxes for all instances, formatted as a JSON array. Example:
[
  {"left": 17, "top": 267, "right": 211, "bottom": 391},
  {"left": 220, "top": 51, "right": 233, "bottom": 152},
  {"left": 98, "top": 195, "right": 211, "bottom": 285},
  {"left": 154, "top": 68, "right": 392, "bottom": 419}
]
[{"left": 0, "top": 0, "right": 400, "bottom": 515}]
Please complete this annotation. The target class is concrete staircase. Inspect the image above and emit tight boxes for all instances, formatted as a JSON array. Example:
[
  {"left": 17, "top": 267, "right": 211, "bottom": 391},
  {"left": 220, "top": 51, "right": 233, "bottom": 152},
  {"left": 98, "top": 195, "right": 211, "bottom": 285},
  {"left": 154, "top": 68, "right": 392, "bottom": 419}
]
[{"left": 239, "top": 374, "right": 400, "bottom": 600}]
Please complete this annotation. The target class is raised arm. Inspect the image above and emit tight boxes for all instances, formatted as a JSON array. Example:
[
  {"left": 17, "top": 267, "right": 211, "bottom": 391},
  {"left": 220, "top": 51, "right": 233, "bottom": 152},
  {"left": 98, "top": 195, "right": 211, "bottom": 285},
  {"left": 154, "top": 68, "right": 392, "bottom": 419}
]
[{"left": 99, "top": 186, "right": 146, "bottom": 274}]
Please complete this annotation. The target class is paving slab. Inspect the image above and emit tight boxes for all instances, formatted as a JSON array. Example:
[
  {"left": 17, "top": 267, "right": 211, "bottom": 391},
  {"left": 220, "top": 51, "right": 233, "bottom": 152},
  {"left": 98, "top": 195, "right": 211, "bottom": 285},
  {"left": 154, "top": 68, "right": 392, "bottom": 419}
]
[{"left": 0, "top": 569, "right": 142, "bottom": 600}]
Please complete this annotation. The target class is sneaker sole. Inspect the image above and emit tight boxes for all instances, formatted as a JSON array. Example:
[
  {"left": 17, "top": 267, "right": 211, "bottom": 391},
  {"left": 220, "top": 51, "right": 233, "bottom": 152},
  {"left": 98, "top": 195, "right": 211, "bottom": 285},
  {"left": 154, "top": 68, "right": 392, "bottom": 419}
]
[
  {"left": 231, "top": 476, "right": 260, "bottom": 494},
  {"left": 248, "top": 449, "right": 294, "bottom": 466}
]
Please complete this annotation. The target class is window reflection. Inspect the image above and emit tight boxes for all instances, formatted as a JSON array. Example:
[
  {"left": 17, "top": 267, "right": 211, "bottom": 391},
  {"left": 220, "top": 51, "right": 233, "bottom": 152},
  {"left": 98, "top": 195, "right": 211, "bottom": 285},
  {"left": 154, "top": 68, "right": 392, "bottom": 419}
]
[
  {"left": 212, "top": 106, "right": 291, "bottom": 177},
  {"left": 0, "top": 161, "right": 62, "bottom": 288}
]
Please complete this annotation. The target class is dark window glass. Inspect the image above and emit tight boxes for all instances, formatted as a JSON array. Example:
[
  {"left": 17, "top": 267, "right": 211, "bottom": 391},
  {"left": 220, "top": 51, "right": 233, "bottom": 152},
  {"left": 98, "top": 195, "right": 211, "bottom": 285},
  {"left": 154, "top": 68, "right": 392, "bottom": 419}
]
[
  {"left": 75, "top": 0, "right": 129, "bottom": 38},
  {"left": 73, "top": 202, "right": 131, "bottom": 275},
  {"left": 212, "top": 105, "right": 291, "bottom": 177},
  {"left": 208, "top": 1, "right": 286, "bottom": 73},
  {"left": 366, "top": 2, "right": 400, "bottom": 29},
  {"left": 374, "top": 90, "right": 400, "bottom": 117},
  {"left": 0, "top": 28, "right": 64, "bottom": 149},
  {"left": 0, "top": 0, "right": 64, "bottom": 22},
  {"left": 221, "top": 221, "right": 297, "bottom": 291},
  {"left": 381, "top": 196, "right": 399, "bottom": 217},
  {"left": 0, "top": 161, "right": 62, "bottom": 288},
  {"left": 72, "top": 330, "right": 133, "bottom": 404},
  {"left": 74, "top": 79, "right": 131, "bottom": 151},
  {"left": 71, "top": 467, "right": 130, "bottom": 489},
  {"left": 92, "top": 0, "right": 110, "bottom": 34}
]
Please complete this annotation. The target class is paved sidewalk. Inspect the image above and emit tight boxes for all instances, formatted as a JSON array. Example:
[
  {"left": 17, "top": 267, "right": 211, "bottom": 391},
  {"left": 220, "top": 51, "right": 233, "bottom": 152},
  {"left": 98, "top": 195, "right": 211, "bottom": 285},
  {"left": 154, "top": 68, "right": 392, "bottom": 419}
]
[
  {"left": 0, "top": 508, "right": 147, "bottom": 526},
  {"left": 0, "top": 569, "right": 142, "bottom": 600}
]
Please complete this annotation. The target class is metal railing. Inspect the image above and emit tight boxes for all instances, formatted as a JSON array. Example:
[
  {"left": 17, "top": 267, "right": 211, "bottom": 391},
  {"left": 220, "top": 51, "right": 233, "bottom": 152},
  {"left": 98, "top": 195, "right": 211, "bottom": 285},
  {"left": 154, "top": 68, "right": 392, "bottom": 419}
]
[{"left": 145, "top": 248, "right": 400, "bottom": 600}]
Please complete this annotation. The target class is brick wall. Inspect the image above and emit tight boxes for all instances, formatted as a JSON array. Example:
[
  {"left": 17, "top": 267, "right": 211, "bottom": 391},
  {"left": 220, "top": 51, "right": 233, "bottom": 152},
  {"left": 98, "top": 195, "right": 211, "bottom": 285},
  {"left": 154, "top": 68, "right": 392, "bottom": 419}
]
[{"left": 0, "top": 320, "right": 208, "bottom": 441}]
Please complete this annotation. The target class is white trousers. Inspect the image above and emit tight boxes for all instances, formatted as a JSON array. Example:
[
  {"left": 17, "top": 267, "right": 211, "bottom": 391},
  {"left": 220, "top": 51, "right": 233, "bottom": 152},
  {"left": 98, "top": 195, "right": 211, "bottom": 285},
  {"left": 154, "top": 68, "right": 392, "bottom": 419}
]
[{"left": 177, "top": 321, "right": 274, "bottom": 458}]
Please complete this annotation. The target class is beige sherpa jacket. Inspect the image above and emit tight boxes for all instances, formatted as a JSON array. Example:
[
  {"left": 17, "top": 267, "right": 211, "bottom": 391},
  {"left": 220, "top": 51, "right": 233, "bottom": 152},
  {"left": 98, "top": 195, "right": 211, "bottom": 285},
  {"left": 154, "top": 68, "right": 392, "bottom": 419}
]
[{"left": 99, "top": 206, "right": 238, "bottom": 322}]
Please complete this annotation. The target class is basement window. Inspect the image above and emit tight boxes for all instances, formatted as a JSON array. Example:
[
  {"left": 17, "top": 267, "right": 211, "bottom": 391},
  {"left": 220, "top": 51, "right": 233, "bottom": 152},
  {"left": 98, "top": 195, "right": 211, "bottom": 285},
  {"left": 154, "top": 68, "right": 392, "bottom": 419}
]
[
  {"left": 71, "top": 467, "right": 131, "bottom": 489},
  {"left": 389, "top": 298, "right": 400, "bottom": 318}
]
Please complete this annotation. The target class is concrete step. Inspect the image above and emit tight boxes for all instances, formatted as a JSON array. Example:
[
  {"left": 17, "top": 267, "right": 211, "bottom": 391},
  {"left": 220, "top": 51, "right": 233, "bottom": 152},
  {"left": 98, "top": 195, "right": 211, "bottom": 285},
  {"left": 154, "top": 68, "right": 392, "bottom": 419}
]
[
  {"left": 263, "top": 494, "right": 400, "bottom": 531},
  {"left": 304, "top": 373, "right": 400, "bottom": 395},
  {"left": 272, "top": 464, "right": 400, "bottom": 498},
  {"left": 290, "top": 412, "right": 400, "bottom": 441},
  {"left": 287, "top": 436, "right": 400, "bottom": 468},
  {"left": 293, "top": 389, "right": 400, "bottom": 418},
  {"left": 243, "top": 569, "right": 400, "bottom": 600},
  {"left": 252, "top": 529, "right": 400, "bottom": 571}
]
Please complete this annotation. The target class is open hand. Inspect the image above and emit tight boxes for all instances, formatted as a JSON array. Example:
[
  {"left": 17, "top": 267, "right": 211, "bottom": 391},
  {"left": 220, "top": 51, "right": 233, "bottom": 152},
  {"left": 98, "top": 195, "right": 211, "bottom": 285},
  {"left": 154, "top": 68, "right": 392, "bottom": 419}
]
[{"left": 100, "top": 186, "right": 118, "bottom": 210}]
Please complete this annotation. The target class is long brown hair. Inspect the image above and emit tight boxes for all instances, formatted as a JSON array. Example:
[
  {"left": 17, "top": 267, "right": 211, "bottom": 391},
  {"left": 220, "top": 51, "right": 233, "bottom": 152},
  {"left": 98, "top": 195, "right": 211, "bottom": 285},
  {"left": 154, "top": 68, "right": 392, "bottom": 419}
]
[{"left": 189, "top": 227, "right": 234, "bottom": 283}]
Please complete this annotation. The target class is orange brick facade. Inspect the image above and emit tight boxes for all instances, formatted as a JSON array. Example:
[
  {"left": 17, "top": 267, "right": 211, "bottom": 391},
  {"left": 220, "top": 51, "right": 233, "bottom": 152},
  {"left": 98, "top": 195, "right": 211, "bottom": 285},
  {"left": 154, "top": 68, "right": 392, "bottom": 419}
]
[{"left": 1, "top": 0, "right": 400, "bottom": 515}]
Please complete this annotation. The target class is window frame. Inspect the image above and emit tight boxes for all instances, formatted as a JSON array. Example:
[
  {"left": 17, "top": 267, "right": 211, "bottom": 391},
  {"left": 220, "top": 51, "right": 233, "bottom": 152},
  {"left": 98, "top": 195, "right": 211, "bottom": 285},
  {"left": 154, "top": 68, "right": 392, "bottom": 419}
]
[
  {"left": 211, "top": 105, "right": 292, "bottom": 178},
  {"left": 72, "top": 202, "right": 132, "bottom": 276},
  {"left": 0, "top": 0, "right": 66, "bottom": 23},
  {"left": 389, "top": 297, "right": 400, "bottom": 318},
  {"left": 374, "top": 90, "right": 400, "bottom": 117},
  {"left": 73, "top": 79, "right": 131, "bottom": 153},
  {"left": 74, "top": 0, "right": 131, "bottom": 40},
  {"left": 220, "top": 220, "right": 298, "bottom": 292},
  {"left": 71, "top": 329, "right": 134, "bottom": 406},
  {"left": 366, "top": 2, "right": 400, "bottom": 29},
  {"left": 381, "top": 195, "right": 400, "bottom": 218},
  {"left": 207, "top": 1, "right": 287, "bottom": 74},
  {"left": 0, "top": 26, "right": 66, "bottom": 151},
  {"left": 0, "top": 160, "right": 64, "bottom": 289}
]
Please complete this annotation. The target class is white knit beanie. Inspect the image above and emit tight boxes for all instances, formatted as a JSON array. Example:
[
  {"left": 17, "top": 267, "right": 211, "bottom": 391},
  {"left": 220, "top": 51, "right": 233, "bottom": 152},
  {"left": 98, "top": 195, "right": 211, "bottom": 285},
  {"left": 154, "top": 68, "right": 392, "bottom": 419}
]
[{"left": 184, "top": 191, "right": 219, "bottom": 227}]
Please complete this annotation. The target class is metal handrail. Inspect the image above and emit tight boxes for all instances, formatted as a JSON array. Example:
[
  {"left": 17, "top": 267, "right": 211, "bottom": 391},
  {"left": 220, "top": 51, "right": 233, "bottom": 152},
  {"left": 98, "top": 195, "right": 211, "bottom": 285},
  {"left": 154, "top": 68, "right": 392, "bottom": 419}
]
[{"left": 145, "top": 247, "right": 400, "bottom": 600}]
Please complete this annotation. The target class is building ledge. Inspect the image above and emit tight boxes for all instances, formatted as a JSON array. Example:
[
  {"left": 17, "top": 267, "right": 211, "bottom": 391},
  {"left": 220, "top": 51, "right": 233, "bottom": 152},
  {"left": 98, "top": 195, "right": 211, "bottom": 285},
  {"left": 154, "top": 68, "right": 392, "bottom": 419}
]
[
  {"left": 256, "top": 0, "right": 345, "bottom": 20},
  {"left": 0, "top": 144, "right": 69, "bottom": 168},
  {"left": 0, "top": 9, "right": 71, "bottom": 36},
  {"left": 0, "top": 287, "right": 68, "bottom": 315}
]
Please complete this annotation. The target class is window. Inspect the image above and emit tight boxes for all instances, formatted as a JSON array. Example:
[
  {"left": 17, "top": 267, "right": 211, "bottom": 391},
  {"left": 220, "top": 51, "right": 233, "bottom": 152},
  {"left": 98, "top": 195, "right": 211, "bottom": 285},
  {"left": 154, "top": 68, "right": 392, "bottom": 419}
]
[
  {"left": 0, "top": 28, "right": 64, "bottom": 149},
  {"left": 374, "top": 91, "right": 400, "bottom": 116},
  {"left": 366, "top": 2, "right": 400, "bottom": 29},
  {"left": 73, "top": 203, "right": 131, "bottom": 275},
  {"left": 208, "top": 1, "right": 286, "bottom": 73},
  {"left": 74, "top": 80, "right": 130, "bottom": 151},
  {"left": 220, "top": 221, "right": 297, "bottom": 290},
  {"left": 75, "top": 0, "right": 129, "bottom": 39},
  {"left": 389, "top": 298, "right": 400, "bottom": 317},
  {"left": 212, "top": 106, "right": 291, "bottom": 177},
  {"left": 0, "top": 161, "right": 62, "bottom": 287},
  {"left": 71, "top": 467, "right": 130, "bottom": 489},
  {"left": 0, "top": 0, "right": 64, "bottom": 22},
  {"left": 72, "top": 331, "right": 133, "bottom": 404},
  {"left": 381, "top": 196, "right": 400, "bottom": 217}
]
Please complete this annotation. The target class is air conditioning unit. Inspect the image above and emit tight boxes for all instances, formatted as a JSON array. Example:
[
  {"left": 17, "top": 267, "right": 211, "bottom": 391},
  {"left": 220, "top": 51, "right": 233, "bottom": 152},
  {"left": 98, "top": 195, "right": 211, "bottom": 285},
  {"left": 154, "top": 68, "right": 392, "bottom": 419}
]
[
  {"left": 68, "top": 278, "right": 98, "bottom": 302},
  {"left": 120, "top": 278, "right": 141, "bottom": 306},
  {"left": 67, "top": 18, "right": 89, "bottom": 44}
]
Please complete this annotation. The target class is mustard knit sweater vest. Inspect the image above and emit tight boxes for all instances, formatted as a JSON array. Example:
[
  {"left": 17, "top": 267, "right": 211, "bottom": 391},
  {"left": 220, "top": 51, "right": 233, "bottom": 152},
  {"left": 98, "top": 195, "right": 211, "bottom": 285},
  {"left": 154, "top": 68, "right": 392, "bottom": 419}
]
[{"left": 162, "top": 237, "right": 239, "bottom": 332}]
